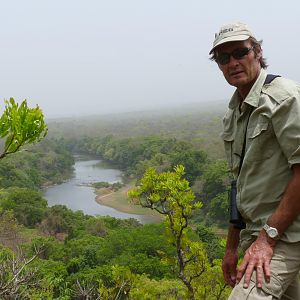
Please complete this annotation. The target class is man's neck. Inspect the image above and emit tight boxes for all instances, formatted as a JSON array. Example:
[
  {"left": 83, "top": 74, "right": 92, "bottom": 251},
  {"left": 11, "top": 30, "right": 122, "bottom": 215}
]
[{"left": 238, "top": 82, "right": 255, "bottom": 100}]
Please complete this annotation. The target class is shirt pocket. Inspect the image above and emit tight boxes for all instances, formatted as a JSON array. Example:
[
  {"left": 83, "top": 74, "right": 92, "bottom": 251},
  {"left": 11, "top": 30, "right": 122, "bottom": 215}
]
[
  {"left": 221, "top": 131, "right": 234, "bottom": 169},
  {"left": 246, "top": 118, "right": 276, "bottom": 162}
]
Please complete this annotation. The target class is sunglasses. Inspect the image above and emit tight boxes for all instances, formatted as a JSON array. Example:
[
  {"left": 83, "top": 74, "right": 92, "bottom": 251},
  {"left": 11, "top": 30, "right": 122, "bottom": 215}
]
[{"left": 216, "top": 47, "right": 254, "bottom": 65}]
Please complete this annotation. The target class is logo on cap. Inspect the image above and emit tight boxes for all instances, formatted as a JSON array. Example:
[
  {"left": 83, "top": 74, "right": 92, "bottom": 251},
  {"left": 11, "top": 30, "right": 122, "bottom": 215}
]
[{"left": 209, "top": 22, "right": 256, "bottom": 55}]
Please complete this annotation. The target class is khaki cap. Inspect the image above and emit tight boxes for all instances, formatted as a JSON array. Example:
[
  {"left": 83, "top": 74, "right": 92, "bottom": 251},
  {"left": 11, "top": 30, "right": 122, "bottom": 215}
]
[{"left": 209, "top": 22, "right": 256, "bottom": 54}]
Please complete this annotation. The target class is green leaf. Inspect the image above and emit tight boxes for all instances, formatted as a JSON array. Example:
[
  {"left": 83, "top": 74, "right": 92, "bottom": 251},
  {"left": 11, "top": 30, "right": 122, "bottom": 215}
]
[{"left": 0, "top": 98, "right": 48, "bottom": 159}]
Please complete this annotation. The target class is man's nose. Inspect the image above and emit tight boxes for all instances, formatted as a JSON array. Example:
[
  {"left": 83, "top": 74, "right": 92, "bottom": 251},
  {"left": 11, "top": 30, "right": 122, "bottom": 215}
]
[
  {"left": 228, "top": 55, "right": 240, "bottom": 66},
  {"left": 228, "top": 55, "right": 240, "bottom": 67}
]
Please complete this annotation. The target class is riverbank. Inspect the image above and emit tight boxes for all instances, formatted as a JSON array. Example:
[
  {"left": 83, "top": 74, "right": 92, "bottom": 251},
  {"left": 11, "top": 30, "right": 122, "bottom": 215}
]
[{"left": 95, "top": 181, "right": 162, "bottom": 223}]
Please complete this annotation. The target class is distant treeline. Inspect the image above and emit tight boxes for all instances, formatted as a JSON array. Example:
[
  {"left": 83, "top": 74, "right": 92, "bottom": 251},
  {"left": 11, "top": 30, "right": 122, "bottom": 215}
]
[
  {"left": 65, "top": 136, "right": 206, "bottom": 181},
  {"left": 0, "top": 138, "right": 74, "bottom": 190},
  {"left": 48, "top": 104, "right": 225, "bottom": 159},
  {"left": 63, "top": 135, "right": 230, "bottom": 228}
]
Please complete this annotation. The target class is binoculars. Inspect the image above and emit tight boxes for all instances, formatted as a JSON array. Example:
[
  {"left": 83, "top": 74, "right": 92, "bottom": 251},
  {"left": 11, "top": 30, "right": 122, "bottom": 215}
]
[{"left": 229, "top": 180, "right": 246, "bottom": 229}]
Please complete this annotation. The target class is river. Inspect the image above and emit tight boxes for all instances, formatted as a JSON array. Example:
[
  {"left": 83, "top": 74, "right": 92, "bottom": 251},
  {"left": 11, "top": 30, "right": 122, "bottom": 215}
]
[{"left": 44, "top": 156, "right": 151, "bottom": 223}]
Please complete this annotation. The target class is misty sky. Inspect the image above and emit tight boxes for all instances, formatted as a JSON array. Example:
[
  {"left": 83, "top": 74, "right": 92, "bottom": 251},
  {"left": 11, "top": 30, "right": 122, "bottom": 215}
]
[{"left": 1, "top": 1, "right": 300, "bottom": 118}]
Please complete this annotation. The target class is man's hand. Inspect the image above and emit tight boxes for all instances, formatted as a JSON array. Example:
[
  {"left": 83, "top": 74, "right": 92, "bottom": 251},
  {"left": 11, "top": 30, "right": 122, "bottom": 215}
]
[
  {"left": 236, "top": 232, "right": 275, "bottom": 289},
  {"left": 222, "top": 249, "right": 239, "bottom": 287}
]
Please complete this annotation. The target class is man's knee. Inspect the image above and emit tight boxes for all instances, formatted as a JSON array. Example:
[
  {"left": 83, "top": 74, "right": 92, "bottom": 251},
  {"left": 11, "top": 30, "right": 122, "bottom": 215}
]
[{"left": 229, "top": 281, "right": 274, "bottom": 300}]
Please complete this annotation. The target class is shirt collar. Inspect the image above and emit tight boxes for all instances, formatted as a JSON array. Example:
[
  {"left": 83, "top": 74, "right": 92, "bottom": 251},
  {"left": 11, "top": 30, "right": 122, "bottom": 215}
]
[{"left": 228, "top": 69, "right": 267, "bottom": 110}]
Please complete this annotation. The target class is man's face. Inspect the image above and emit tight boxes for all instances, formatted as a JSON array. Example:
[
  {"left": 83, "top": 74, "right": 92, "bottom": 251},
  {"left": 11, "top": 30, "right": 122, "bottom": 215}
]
[{"left": 216, "top": 40, "right": 262, "bottom": 97}]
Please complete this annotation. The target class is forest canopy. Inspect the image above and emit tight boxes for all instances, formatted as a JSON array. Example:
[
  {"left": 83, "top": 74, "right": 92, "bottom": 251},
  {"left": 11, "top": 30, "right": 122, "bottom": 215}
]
[{"left": 0, "top": 100, "right": 233, "bottom": 299}]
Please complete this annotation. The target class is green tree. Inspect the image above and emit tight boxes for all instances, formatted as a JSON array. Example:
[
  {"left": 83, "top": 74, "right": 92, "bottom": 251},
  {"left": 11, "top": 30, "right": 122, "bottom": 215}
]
[
  {"left": 0, "top": 209, "right": 23, "bottom": 250},
  {"left": 94, "top": 224, "right": 174, "bottom": 279},
  {"left": 0, "top": 188, "right": 47, "bottom": 228},
  {"left": 31, "top": 258, "right": 71, "bottom": 299},
  {"left": 84, "top": 217, "right": 107, "bottom": 237},
  {"left": 171, "top": 150, "right": 207, "bottom": 184},
  {"left": 202, "top": 159, "right": 229, "bottom": 201},
  {"left": 0, "top": 98, "right": 47, "bottom": 160},
  {"left": 201, "top": 159, "right": 230, "bottom": 227},
  {"left": 130, "top": 275, "right": 186, "bottom": 300},
  {"left": 196, "top": 224, "right": 225, "bottom": 263},
  {"left": 99, "top": 265, "right": 134, "bottom": 299},
  {"left": 129, "top": 166, "right": 231, "bottom": 299},
  {"left": 39, "top": 205, "right": 88, "bottom": 239},
  {"left": 0, "top": 139, "right": 74, "bottom": 189}
]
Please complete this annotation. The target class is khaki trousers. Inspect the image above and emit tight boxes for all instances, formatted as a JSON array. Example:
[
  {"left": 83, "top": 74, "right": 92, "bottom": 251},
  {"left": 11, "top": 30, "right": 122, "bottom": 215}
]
[{"left": 229, "top": 240, "right": 300, "bottom": 300}]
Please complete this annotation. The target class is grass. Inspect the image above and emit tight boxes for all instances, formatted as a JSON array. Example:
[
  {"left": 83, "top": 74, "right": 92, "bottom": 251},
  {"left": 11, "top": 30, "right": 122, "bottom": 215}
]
[{"left": 95, "top": 180, "right": 162, "bottom": 223}]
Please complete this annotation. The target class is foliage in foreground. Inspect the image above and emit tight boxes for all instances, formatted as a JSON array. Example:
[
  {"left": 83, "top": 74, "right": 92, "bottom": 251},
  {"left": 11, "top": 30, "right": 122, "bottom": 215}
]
[
  {"left": 0, "top": 98, "right": 47, "bottom": 160},
  {"left": 0, "top": 98, "right": 232, "bottom": 298},
  {"left": 129, "top": 166, "right": 230, "bottom": 300},
  {"left": 0, "top": 202, "right": 230, "bottom": 299}
]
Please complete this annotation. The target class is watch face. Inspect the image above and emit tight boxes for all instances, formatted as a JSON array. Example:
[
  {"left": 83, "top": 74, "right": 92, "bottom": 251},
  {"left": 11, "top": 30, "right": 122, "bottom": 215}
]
[{"left": 268, "top": 228, "right": 278, "bottom": 238}]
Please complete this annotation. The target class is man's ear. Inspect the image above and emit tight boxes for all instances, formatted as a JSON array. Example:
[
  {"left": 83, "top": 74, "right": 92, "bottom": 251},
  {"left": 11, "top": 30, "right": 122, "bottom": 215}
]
[{"left": 255, "top": 47, "right": 263, "bottom": 60}]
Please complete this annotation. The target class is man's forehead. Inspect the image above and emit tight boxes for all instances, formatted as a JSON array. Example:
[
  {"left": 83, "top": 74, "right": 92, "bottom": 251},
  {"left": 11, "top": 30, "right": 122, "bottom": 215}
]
[{"left": 215, "top": 40, "right": 250, "bottom": 53}]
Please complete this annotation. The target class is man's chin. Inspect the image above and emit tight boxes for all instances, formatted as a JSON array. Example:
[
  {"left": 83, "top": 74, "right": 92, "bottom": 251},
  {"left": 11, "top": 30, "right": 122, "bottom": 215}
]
[{"left": 228, "top": 77, "right": 247, "bottom": 88}]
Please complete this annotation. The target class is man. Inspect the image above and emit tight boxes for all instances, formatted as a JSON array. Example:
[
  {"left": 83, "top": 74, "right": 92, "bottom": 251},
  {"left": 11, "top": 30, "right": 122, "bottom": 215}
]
[{"left": 209, "top": 22, "right": 300, "bottom": 299}]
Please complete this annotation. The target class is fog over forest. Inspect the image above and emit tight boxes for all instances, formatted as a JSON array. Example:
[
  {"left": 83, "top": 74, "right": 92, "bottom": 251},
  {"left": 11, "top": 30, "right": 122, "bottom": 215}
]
[{"left": 1, "top": 1, "right": 300, "bottom": 118}]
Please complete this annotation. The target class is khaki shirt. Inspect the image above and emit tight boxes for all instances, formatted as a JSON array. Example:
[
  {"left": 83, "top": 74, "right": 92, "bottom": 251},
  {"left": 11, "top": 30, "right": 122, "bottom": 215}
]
[{"left": 221, "top": 69, "right": 300, "bottom": 243}]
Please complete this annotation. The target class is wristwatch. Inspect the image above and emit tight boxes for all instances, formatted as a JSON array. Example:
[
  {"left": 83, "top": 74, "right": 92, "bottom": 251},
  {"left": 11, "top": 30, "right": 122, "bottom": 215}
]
[{"left": 263, "top": 224, "right": 280, "bottom": 240}]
